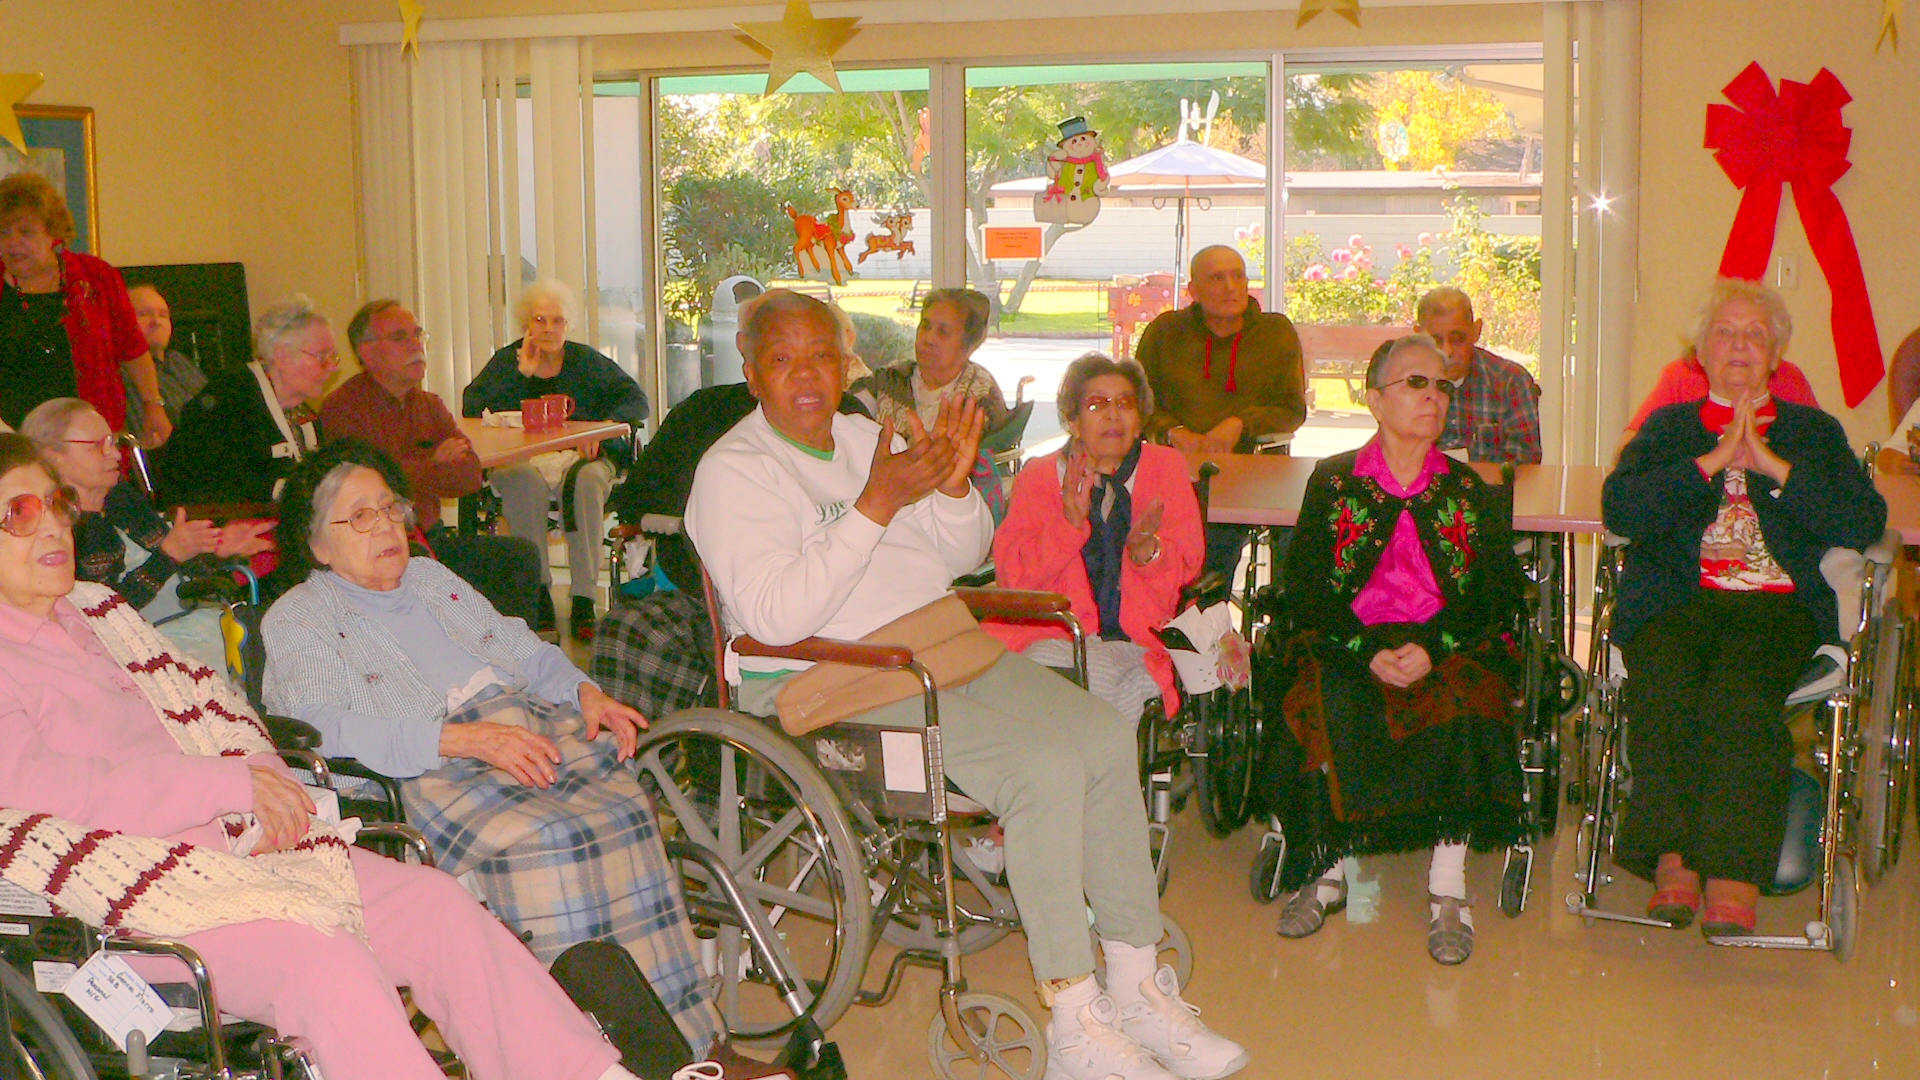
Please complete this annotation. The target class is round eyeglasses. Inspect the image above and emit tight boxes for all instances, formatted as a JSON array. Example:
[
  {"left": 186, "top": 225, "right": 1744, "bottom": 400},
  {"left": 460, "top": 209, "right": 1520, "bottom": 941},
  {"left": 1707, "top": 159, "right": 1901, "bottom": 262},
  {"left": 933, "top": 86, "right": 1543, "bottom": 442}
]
[
  {"left": 0, "top": 487, "right": 78, "bottom": 538},
  {"left": 329, "top": 499, "right": 415, "bottom": 534}
]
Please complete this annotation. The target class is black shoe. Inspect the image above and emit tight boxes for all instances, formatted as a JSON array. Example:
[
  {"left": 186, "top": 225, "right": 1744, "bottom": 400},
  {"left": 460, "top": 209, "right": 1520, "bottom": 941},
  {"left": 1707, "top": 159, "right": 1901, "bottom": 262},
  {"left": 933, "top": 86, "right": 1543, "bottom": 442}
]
[
  {"left": 570, "top": 596, "right": 597, "bottom": 642},
  {"left": 534, "top": 591, "right": 557, "bottom": 633}
]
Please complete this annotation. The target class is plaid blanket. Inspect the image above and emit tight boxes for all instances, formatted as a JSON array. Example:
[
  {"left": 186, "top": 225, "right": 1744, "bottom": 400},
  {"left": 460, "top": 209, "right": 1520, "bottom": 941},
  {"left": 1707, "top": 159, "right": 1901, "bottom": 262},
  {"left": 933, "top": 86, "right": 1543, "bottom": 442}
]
[
  {"left": 401, "top": 689, "right": 721, "bottom": 1054},
  {"left": 591, "top": 589, "right": 716, "bottom": 720}
]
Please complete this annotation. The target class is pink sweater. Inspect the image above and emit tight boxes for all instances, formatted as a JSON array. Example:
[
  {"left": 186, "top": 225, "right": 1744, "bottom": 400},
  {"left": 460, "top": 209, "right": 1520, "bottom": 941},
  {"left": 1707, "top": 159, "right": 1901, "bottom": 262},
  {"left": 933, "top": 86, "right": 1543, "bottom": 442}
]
[
  {"left": 0, "top": 598, "right": 260, "bottom": 848},
  {"left": 989, "top": 443, "right": 1204, "bottom": 716}
]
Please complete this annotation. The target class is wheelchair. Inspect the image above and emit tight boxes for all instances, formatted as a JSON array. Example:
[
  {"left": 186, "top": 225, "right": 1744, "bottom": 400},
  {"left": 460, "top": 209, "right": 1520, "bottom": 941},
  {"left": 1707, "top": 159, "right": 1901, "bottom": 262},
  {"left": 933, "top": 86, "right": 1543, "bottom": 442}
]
[
  {"left": 1, "top": 762, "right": 438, "bottom": 1080},
  {"left": 1243, "top": 462, "right": 1572, "bottom": 916},
  {"left": 629, "top": 576, "right": 1195, "bottom": 1080},
  {"left": 1566, "top": 516, "right": 1910, "bottom": 959}
]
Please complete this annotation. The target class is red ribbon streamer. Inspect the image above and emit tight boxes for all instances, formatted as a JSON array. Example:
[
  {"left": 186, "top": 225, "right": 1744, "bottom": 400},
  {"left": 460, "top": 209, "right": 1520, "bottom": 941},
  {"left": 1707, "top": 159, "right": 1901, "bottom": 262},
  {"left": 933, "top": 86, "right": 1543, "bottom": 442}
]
[{"left": 1704, "top": 62, "right": 1884, "bottom": 408}]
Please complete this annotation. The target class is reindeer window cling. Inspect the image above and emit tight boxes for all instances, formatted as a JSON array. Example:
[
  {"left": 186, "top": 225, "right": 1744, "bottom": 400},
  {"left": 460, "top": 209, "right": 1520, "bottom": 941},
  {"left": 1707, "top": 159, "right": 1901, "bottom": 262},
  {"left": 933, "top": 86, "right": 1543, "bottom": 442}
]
[
  {"left": 858, "top": 209, "right": 916, "bottom": 264},
  {"left": 786, "top": 187, "right": 857, "bottom": 285}
]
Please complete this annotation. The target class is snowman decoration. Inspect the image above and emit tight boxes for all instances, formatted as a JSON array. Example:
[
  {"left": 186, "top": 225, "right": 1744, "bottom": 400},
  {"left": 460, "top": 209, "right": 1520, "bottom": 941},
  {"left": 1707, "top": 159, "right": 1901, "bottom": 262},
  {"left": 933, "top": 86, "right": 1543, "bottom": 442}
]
[{"left": 1034, "top": 115, "right": 1109, "bottom": 226}]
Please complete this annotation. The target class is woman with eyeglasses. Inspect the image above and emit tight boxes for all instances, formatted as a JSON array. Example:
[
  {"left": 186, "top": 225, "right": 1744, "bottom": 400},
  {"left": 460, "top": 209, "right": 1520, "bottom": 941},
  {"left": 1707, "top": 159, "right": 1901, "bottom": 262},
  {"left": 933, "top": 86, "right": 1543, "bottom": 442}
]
[
  {"left": 21, "top": 397, "right": 273, "bottom": 666},
  {"left": 990, "top": 353, "right": 1203, "bottom": 727},
  {"left": 1603, "top": 279, "right": 1885, "bottom": 936},
  {"left": 0, "top": 432, "right": 673, "bottom": 1080},
  {"left": 155, "top": 295, "right": 338, "bottom": 507},
  {"left": 1254, "top": 334, "right": 1527, "bottom": 965},
  {"left": 258, "top": 439, "right": 723, "bottom": 1056}
]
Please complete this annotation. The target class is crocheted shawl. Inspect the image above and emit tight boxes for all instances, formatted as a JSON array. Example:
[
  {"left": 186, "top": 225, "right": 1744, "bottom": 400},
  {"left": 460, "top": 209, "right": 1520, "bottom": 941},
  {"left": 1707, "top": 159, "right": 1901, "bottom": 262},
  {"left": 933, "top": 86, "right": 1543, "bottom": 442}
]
[{"left": 0, "top": 584, "right": 365, "bottom": 940}]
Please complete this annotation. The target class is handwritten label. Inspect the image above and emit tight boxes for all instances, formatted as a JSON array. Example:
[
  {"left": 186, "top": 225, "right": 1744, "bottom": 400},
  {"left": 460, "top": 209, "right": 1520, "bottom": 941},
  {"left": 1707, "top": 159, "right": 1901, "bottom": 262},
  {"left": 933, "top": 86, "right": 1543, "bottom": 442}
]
[{"left": 62, "top": 953, "right": 172, "bottom": 1052}]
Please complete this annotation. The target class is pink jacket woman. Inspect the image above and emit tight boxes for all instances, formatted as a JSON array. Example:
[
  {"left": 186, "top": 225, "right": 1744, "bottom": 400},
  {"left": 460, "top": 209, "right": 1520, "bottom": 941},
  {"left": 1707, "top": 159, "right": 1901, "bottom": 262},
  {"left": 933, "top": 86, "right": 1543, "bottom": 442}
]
[{"left": 988, "top": 359, "right": 1204, "bottom": 717}]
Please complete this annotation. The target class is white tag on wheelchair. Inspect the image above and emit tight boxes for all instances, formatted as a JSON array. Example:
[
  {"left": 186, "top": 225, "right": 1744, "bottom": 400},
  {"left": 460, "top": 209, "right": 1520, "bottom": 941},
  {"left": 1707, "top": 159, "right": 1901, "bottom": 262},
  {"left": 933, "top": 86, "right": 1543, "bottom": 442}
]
[
  {"left": 32, "top": 960, "right": 76, "bottom": 992},
  {"left": 62, "top": 953, "right": 172, "bottom": 1052},
  {"left": 880, "top": 730, "right": 928, "bottom": 793},
  {"left": 0, "top": 877, "right": 53, "bottom": 916}
]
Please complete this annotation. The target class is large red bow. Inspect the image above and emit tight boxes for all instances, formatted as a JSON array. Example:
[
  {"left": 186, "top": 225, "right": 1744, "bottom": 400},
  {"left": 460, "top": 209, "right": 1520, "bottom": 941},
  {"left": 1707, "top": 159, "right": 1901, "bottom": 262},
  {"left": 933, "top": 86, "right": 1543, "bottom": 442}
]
[{"left": 1705, "top": 62, "right": 1883, "bottom": 408}]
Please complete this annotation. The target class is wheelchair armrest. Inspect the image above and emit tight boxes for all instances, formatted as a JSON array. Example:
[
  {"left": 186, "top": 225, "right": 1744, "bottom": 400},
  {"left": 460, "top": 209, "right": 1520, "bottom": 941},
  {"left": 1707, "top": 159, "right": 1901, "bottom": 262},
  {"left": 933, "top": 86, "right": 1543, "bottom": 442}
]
[
  {"left": 168, "top": 501, "right": 278, "bottom": 523},
  {"left": 608, "top": 514, "right": 684, "bottom": 542},
  {"left": 734, "top": 635, "right": 915, "bottom": 671},
  {"left": 951, "top": 586, "right": 1071, "bottom": 621},
  {"left": 354, "top": 821, "right": 436, "bottom": 866},
  {"left": 1178, "top": 571, "right": 1233, "bottom": 609},
  {"left": 264, "top": 714, "right": 323, "bottom": 752},
  {"left": 175, "top": 572, "right": 246, "bottom": 607}
]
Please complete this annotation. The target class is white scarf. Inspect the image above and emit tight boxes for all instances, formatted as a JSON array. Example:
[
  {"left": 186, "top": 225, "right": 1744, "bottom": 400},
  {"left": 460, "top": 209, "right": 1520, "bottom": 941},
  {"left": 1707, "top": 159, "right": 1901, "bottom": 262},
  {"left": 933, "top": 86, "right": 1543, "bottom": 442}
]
[{"left": 0, "top": 583, "right": 364, "bottom": 940}]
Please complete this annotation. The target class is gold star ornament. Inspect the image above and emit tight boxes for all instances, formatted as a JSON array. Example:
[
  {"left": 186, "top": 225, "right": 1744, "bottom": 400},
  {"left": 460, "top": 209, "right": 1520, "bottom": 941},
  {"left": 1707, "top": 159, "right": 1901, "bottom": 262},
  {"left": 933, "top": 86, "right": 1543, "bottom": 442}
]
[
  {"left": 1296, "top": 0, "right": 1362, "bottom": 28},
  {"left": 735, "top": 0, "right": 861, "bottom": 96},
  {"left": 1879, "top": 0, "right": 1902, "bottom": 52},
  {"left": 399, "top": 0, "right": 426, "bottom": 58},
  {"left": 0, "top": 73, "right": 44, "bottom": 155}
]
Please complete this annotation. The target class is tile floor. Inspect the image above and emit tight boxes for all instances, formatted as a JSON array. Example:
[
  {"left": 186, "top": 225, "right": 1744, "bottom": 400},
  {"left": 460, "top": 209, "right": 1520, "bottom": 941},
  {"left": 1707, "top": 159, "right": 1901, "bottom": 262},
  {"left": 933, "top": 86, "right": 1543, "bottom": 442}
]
[{"left": 804, "top": 798, "right": 1920, "bottom": 1080}]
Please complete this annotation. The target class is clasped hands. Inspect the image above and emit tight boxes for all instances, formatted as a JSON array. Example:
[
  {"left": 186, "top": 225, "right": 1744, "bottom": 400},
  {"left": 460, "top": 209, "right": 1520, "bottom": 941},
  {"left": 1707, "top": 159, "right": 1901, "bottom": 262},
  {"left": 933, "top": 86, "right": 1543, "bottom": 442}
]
[
  {"left": 1166, "top": 416, "right": 1244, "bottom": 455},
  {"left": 1370, "top": 643, "right": 1433, "bottom": 689},
  {"left": 1696, "top": 393, "right": 1791, "bottom": 486},
  {"left": 855, "top": 395, "right": 987, "bottom": 527},
  {"left": 159, "top": 509, "right": 276, "bottom": 565}
]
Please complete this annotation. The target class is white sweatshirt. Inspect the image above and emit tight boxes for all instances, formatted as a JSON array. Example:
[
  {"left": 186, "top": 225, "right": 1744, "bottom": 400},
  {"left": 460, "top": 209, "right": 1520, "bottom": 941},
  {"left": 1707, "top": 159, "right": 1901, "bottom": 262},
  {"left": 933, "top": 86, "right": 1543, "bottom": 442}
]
[{"left": 686, "top": 407, "right": 994, "bottom": 675}]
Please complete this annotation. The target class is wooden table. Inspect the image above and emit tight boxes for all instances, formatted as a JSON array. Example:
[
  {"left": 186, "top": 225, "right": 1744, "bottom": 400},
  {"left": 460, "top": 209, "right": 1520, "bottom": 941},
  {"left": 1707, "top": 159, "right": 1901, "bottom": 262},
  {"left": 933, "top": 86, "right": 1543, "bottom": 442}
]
[
  {"left": 1188, "top": 452, "right": 1608, "bottom": 534},
  {"left": 457, "top": 418, "right": 631, "bottom": 470}
]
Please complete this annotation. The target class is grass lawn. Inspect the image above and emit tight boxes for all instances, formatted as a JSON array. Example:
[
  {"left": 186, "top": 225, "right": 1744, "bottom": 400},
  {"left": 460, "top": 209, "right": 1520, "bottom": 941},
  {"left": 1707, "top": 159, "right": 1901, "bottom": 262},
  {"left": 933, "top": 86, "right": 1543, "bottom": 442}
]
[{"left": 783, "top": 279, "right": 1116, "bottom": 335}]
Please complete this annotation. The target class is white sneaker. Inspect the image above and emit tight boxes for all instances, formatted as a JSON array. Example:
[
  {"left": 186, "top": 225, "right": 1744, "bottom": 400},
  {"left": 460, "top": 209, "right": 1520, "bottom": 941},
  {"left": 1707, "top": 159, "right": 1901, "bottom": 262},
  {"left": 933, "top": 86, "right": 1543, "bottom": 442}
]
[
  {"left": 1116, "top": 966, "right": 1249, "bottom": 1080},
  {"left": 1046, "top": 993, "right": 1178, "bottom": 1080},
  {"left": 964, "top": 834, "right": 1006, "bottom": 875}
]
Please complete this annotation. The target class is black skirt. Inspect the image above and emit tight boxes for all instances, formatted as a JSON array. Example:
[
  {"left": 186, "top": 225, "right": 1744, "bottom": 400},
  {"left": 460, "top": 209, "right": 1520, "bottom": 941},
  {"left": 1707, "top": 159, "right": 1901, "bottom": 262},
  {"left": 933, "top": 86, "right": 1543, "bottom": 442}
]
[{"left": 1253, "top": 632, "right": 1528, "bottom": 890}]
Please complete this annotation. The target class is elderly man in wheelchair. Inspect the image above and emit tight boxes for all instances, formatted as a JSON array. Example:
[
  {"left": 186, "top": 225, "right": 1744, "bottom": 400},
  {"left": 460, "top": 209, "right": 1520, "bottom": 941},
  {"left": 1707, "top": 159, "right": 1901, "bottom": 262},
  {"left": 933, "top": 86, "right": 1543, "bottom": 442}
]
[
  {"left": 1596, "top": 279, "right": 1888, "bottom": 940},
  {"left": 0, "top": 433, "right": 647, "bottom": 1080},
  {"left": 685, "top": 290, "right": 1247, "bottom": 1080}
]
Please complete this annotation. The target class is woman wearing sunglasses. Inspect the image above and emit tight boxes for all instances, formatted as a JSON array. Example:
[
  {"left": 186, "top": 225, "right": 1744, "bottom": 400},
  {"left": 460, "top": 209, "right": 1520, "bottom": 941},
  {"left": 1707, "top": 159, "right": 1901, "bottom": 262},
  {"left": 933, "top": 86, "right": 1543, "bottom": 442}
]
[
  {"left": 1254, "top": 334, "right": 1527, "bottom": 965},
  {"left": 0, "top": 432, "right": 668, "bottom": 1080},
  {"left": 258, "top": 439, "right": 723, "bottom": 1057},
  {"left": 991, "top": 352, "right": 1204, "bottom": 728}
]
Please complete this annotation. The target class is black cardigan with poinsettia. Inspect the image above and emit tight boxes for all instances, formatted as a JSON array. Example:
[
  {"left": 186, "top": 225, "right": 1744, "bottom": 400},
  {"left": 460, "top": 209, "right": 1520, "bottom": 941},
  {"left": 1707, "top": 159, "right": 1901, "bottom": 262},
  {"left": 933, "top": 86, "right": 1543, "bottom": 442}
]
[{"left": 1280, "top": 447, "right": 1525, "bottom": 662}]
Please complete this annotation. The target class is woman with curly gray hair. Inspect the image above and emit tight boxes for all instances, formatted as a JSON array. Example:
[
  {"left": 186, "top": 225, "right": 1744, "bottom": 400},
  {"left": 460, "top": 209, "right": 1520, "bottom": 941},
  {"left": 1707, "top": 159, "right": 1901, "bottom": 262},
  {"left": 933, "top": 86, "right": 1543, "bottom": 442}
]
[{"left": 155, "top": 295, "right": 338, "bottom": 505}]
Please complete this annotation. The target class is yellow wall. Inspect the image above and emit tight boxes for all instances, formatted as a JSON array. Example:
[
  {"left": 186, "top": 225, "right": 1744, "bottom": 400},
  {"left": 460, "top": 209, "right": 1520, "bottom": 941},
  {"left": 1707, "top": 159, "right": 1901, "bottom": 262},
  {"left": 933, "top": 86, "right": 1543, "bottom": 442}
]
[
  {"left": 1638, "top": 0, "right": 1916, "bottom": 443},
  {"left": 13, "top": 0, "right": 1917, "bottom": 446}
]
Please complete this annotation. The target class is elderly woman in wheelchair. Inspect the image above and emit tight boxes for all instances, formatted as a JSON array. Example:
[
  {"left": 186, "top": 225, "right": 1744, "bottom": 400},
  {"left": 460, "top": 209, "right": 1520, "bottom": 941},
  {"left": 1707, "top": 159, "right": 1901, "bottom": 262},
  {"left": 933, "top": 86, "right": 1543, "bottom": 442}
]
[
  {"left": 0, "top": 433, "right": 645, "bottom": 1080},
  {"left": 1253, "top": 335, "right": 1528, "bottom": 966},
  {"left": 258, "top": 439, "right": 723, "bottom": 1056},
  {"left": 686, "top": 290, "right": 1246, "bottom": 1080},
  {"left": 1600, "top": 279, "right": 1888, "bottom": 937},
  {"left": 990, "top": 352, "right": 1204, "bottom": 731}
]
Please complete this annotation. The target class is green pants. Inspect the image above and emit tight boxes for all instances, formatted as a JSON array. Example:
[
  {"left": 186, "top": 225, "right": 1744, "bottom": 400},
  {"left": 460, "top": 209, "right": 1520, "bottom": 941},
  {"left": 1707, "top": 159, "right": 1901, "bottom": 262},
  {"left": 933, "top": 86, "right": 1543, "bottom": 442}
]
[{"left": 738, "top": 653, "right": 1162, "bottom": 981}]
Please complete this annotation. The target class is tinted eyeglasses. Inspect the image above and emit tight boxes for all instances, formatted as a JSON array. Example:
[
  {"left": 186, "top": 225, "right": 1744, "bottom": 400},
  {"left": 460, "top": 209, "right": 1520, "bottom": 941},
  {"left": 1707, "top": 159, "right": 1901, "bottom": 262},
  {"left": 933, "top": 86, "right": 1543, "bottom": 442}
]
[
  {"left": 329, "top": 499, "right": 415, "bottom": 534},
  {"left": 0, "top": 488, "right": 78, "bottom": 538},
  {"left": 1375, "top": 374, "right": 1458, "bottom": 396},
  {"left": 1080, "top": 393, "right": 1140, "bottom": 415}
]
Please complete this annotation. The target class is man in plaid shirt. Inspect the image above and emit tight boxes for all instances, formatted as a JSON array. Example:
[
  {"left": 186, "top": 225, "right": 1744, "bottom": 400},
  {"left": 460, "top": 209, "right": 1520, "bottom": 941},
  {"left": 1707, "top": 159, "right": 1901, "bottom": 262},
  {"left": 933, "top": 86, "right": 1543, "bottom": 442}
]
[{"left": 1418, "top": 286, "right": 1543, "bottom": 464}]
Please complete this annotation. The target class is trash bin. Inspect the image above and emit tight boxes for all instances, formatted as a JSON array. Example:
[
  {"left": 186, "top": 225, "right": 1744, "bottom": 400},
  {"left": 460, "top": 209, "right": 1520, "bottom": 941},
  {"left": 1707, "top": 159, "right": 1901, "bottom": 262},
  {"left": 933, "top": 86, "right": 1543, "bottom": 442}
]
[{"left": 705, "top": 275, "right": 765, "bottom": 386}]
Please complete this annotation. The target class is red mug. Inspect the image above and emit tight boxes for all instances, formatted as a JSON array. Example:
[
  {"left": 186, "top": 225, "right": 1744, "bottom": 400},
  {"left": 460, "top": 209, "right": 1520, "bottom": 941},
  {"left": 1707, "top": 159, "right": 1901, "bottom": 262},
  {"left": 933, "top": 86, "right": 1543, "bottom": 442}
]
[
  {"left": 542, "top": 393, "right": 576, "bottom": 424},
  {"left": 521, "top": 397, "right": 551, "bottom": 429}
]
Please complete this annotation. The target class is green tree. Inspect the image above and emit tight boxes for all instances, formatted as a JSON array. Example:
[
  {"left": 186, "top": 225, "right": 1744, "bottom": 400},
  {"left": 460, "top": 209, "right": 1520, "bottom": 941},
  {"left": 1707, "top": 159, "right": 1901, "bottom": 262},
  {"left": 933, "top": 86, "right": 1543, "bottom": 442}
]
[{"left": 1361, "top": 71, "right": 1515, "bottom": 171}]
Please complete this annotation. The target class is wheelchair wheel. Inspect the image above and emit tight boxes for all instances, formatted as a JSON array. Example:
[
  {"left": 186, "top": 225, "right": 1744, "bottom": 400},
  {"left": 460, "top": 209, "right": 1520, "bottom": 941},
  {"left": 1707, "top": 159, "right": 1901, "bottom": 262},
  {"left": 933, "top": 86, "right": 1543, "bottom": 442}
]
[
  {"left": 1191, "top": 689, "right": 1256, "bottom": 839},
  {"left": 877, "top": 831, "right": 1018, "bottom": 956},
  {"left": 1859, "top": 616, "right": 1911, "bottom": 885},
  {"left": 2, "top": 962, "right": 97, "bottom": 1080},
  {"left": 1499, "top": 846, "right": 1532, "bottom": 918},
  {"left": 635, "top": 710, "right": 872, "bottom": 1045},
  {"left": 927, "top": 990, "right": 1045, "bottom": 1080}
]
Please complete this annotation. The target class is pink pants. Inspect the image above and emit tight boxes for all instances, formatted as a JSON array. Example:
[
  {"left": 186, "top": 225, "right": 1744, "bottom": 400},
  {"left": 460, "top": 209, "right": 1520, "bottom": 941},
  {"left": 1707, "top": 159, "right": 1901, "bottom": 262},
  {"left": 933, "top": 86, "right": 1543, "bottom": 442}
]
[{"left": 140, "top": 849, "right": 619, "bottom": 1080}]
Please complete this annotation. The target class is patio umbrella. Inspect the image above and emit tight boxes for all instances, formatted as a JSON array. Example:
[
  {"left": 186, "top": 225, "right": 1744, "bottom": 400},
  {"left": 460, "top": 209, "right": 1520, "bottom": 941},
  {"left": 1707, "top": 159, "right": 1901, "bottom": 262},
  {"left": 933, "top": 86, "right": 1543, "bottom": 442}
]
[{"left": 1106, "top": 137, "right": 1266, "bottom": 296}]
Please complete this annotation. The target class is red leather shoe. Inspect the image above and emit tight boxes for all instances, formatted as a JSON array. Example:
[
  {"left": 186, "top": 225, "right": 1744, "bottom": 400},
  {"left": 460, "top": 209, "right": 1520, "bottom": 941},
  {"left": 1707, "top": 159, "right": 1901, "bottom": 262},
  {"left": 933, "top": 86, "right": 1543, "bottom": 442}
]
[
  {"left": 1700, "top": 901, "right": 1757, "bottom": 938},
  {"left": 1647, "top": 888, "right": 1702, "bottom": 928}
]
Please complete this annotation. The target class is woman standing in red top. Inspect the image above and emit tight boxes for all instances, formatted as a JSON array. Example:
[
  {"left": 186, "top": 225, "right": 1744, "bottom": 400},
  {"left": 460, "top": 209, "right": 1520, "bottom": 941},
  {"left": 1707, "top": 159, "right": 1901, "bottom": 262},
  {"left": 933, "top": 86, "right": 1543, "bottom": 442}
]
[{"left": 0, "top": 172, "right": 162, "bottom": 442}]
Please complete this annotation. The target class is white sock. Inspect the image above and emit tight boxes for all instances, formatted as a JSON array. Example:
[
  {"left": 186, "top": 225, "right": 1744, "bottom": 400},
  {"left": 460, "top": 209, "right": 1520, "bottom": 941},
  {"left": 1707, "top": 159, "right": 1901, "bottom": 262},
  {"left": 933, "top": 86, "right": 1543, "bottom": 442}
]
[
  {"left": 1100, "top": 939, "right": 1159, "bottom": 1009},
  {"left": 1047, "top": 974, "right": 1103, "bottom": 1037},
  {"left": 1314, "top": 858, "right": 1347, "bottom": 904},
  {"left": 1427, "top": 842, "right": 1468, "bottom": 900}
]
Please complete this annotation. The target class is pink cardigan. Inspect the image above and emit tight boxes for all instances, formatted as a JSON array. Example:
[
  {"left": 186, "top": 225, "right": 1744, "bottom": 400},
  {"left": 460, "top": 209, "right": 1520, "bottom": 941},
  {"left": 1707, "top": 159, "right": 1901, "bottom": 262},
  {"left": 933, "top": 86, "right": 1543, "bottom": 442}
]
[{"left": 989, "top": 442, "right": 1204, "bottom": 716}]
